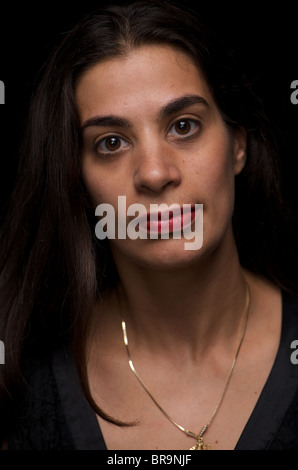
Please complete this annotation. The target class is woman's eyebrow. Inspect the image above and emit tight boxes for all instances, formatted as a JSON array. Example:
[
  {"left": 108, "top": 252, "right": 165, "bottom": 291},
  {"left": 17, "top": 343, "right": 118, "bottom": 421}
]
[
  {"left": 81, "top": 94, "right": 209, "bottom": 131},
  {"left": 159, "top": 94, "right": 209, "bottom": 119},
  {"left": 81, "top": 115, "right": 132, "bottom": 131}
]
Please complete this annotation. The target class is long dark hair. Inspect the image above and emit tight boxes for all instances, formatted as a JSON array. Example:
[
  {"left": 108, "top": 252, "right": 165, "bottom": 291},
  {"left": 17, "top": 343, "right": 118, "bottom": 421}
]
[{"left": 0, "top": 0, "right": 296, "bottom": 441}]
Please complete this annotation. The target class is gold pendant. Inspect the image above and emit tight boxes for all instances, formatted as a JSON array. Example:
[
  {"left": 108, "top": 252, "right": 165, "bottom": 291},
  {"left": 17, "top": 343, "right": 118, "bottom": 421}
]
[
  {"left": 189, "top": 436, "right": 210, "bottom": 450},
  {"left": 189, "top": 425, "right": 210, "bottom": 450}
]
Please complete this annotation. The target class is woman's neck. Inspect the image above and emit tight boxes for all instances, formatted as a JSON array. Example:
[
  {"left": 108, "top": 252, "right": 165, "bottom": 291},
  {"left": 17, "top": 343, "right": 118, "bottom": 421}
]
[{"left": 99, "top": 237, "right": 249, "bottom": 361}]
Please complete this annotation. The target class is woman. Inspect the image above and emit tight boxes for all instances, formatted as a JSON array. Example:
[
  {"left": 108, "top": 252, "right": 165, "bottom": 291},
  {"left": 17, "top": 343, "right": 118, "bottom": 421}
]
[{"left": 1, "top": 0, "right": 298, "bottom": 450}]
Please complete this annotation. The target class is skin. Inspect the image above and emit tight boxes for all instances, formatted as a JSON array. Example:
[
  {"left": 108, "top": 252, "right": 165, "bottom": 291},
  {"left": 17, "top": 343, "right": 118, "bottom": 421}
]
[{"left": 76, "top": 45, "right": 282, "bottom": 450}]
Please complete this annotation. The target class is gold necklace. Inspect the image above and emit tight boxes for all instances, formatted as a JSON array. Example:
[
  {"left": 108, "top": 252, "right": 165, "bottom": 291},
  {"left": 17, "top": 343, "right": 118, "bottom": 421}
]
[{"left": 121, "top": 282, "right": 250, "bottom": 450}]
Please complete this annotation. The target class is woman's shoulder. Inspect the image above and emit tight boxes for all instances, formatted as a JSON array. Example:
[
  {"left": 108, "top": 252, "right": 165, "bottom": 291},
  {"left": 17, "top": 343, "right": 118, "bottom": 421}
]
[{"left": 7, "top": 348, "right": 75, "bottom": 450}]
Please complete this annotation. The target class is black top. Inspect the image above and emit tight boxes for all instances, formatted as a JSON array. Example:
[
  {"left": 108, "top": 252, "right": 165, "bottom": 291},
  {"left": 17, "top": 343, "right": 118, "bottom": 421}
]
[{"left": 7, "top": 291, "right": 298, "bottom": 450}]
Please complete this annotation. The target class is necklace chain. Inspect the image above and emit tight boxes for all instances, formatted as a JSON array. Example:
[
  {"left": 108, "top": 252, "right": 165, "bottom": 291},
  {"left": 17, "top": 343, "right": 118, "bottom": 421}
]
[{"left": 121, "top": 282, "right": 250, "bottom": 450}]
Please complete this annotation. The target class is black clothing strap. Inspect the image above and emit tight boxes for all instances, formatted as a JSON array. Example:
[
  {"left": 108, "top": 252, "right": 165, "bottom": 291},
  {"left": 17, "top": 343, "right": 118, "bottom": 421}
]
[
  {"left": 236, "top": 291, "right": 298, "bottom": 449},
  {"left": 52, "top": 345, "right": 107, "bottom": 450}
]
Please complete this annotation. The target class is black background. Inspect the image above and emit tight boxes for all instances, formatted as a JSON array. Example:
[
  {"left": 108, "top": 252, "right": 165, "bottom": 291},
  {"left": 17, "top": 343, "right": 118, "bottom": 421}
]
[{"left": 0, "top": 1, "right": 297, "bottom": 221}]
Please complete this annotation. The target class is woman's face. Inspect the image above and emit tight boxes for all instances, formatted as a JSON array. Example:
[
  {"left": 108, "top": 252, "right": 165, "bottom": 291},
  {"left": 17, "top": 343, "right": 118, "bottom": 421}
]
[{"left": 76, "top": 45, "right": 246, "bottom": 270}]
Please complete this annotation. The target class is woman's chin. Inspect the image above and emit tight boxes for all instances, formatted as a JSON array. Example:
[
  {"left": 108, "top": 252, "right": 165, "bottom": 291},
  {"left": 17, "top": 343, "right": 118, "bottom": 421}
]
[{"left": 110, "top": 237, "right": 211, "bottom": 272}]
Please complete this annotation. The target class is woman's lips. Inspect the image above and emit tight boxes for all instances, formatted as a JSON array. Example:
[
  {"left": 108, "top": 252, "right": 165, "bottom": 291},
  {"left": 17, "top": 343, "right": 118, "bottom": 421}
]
[{"left": 140, "top": 205, "right": 196, "bottom": 235}]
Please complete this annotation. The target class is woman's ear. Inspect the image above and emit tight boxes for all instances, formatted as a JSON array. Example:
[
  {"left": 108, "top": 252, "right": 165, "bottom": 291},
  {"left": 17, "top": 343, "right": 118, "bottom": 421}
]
[{"left": 232, "top": 126, "right": 247, "bottom": 175}]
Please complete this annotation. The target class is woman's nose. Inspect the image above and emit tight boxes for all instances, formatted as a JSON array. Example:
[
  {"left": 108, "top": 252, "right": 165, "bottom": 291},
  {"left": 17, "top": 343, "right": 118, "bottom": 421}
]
[{"left": 133, "top": 142, "right": 181, "bottom": 193}]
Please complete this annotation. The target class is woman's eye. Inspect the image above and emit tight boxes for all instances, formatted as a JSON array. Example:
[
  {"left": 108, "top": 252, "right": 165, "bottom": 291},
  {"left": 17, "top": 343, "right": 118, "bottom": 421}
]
[
  {"left": 95, "top": 136, "right": 130, "bottom": 155},
  {"left": 168, "top": 119, "right": 200, "bottom": 138}
]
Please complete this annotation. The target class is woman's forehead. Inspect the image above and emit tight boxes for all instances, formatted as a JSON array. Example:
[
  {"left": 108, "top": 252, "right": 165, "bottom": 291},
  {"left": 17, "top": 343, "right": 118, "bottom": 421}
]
[{"left": 75, "top": 45, "right": 215, "bottom": 122}]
